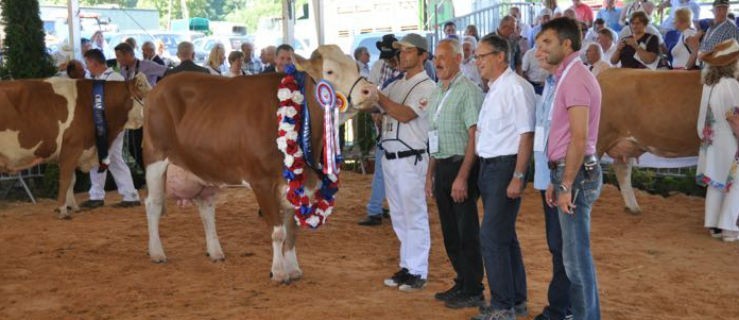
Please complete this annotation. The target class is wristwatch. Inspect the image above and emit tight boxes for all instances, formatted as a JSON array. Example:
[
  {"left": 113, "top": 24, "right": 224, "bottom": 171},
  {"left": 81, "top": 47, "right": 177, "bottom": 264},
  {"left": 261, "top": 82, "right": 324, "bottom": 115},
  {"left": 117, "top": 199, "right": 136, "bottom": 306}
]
[
  {"left": 557, "top": 184, "right": 570, "bottom": 193},
  {"left": 513, "top": 171, "right": 525, "bottom": 180}
]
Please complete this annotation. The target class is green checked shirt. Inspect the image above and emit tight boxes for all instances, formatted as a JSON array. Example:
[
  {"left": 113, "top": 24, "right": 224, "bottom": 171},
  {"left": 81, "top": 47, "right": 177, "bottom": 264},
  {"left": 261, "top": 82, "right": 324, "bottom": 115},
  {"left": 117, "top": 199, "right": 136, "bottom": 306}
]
[{"left": 426, "top": 72, "right": 484, "bottom": 159}]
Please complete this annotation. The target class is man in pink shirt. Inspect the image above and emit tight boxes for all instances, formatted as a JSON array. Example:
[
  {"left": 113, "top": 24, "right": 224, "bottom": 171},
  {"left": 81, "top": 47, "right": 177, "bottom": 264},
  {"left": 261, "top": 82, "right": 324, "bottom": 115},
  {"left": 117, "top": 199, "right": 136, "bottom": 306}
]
[
  {"left": 572, "top": 0, "right": 594, "bottom": 27},
  {"left": 537, "top": 17, "right": 602, "bottom": 320}
]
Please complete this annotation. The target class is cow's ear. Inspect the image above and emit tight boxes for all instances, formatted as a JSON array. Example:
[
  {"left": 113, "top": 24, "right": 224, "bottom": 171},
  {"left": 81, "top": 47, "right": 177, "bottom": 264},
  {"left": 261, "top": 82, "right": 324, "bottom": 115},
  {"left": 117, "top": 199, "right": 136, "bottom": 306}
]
[{"left": 294, "top": 51, "right": 323, "bottom": 81}]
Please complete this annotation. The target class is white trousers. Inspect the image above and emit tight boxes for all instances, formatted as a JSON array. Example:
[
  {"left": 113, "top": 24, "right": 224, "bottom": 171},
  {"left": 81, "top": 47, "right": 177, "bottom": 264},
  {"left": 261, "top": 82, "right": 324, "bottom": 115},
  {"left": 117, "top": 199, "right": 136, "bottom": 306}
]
[
  {"left": 88, "top": 131, "right": 140, "bottom": 202},
  {"left": 382, "top": 153, "right": 430, "bottom": 278},
  {"left": 705, "top": 185, "right": 739, "bottom": 232}
]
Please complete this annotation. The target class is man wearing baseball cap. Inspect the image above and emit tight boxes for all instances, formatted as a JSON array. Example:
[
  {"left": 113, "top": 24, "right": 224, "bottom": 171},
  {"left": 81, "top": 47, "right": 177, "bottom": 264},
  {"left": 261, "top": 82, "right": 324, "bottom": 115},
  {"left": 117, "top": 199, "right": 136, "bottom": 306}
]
[
  {"left": 378, "top": 33, "right": 436, "bottom": 292},
  {"left": 698, "top": 0, "right": 739, "bottom": 54}
]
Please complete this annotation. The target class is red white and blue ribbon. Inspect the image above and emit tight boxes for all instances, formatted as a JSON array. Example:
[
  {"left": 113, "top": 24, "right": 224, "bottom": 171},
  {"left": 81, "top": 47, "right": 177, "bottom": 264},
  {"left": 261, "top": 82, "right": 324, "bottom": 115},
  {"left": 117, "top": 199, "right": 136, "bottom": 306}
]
[{"left": 315, "top": 80, "right": 341, "bottom": 176}]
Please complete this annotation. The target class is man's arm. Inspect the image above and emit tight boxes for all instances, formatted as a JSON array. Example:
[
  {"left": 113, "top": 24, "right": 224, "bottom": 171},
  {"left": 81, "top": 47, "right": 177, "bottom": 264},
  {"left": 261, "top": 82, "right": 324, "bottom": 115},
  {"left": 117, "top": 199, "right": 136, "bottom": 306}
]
[
  {"left": 557, "top": 105, "right": 589, "bottom": 214},
  {"left": 425, "top": 157, "right": 436, "bottom": 199},
  {"left": 377, "top": 92, "right": 419, "bottom": 123},
  {"left": 506, "top": 132, "right": 533, "bottom": 199},
  {"left": 451, "top": 126, "right": 478, "bottom": 202}
]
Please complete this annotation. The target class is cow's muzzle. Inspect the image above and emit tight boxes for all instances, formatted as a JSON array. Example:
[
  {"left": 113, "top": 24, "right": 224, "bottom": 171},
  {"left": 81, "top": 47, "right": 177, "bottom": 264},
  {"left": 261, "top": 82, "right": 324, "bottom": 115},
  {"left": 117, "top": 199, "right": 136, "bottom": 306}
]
[{"left": 346, "top": 77, "right": 378, "bottom": 110}]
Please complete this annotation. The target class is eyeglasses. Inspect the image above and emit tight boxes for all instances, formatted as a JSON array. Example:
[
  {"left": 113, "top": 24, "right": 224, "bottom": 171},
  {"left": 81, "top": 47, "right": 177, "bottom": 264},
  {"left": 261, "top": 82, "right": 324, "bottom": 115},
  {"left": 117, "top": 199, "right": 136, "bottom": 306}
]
[{"left": 473, "top": 51, "right": 500, "bottom": 60}]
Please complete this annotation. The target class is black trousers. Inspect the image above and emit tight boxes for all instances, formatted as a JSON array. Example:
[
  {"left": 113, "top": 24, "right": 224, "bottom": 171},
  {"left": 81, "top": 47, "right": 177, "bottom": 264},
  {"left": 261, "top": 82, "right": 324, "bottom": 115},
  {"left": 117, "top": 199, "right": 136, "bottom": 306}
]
[
  {"left": 432, "top": 156, "right": 484, "bottom": 295},
  {"left": 126, "top": 128, "right": 144, "bottom": 171}
]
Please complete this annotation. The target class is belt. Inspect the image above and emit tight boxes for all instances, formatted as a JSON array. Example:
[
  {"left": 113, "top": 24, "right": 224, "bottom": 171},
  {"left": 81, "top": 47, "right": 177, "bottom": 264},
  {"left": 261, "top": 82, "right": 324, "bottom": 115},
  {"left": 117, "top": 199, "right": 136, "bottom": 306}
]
[
  {"left": 435, "top": 155, "right": 465, "bottom": 164},
  {"left": 385, "top": 149, "right": 426, "bottom": 160},
  {"left": 548, "top": 154, "right": 598, "bottom": 170},
  {"left": 479, "top": 154, "right": 516, "bottom": 164}
]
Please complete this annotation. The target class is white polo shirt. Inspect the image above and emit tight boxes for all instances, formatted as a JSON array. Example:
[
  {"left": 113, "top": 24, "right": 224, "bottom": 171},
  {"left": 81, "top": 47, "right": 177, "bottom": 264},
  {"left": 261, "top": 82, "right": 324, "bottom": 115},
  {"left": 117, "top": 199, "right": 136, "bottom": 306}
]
[
  {"left": 96, "top": 67, "right": 124, "bottom": 82},
  {"left": 380, "top": 71, "right": 435, "bottom": 153},
  {"left": 475, "top": 68, "right": 536, "bottom": 158}
]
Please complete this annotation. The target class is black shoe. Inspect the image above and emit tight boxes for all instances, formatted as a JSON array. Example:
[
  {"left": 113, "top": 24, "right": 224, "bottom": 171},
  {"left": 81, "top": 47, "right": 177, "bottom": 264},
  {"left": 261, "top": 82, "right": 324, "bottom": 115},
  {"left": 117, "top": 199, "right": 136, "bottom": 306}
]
[
  {"left": 398, "top": 273, "right": 426, "bottom": 292},
  {"left": 434, "top": 283, "right": 462, "bottom": 301},
  {"left": 80, "top": 200, "right": 104, "bottom": 209},
  {"left": 383, "top": 268, "right": 410, "bottom": 287},
  {"left": 111, "top": 200, "right": 141, "bottom": 208},
  {"left": 445, "top": 293, "right": 484, "bottom": 309},
  {"left": 382, "top": 208, "right": 390, "bottom": 218},
  {"left": 358, "top": 215, "right": 382, "bottom": 226}
]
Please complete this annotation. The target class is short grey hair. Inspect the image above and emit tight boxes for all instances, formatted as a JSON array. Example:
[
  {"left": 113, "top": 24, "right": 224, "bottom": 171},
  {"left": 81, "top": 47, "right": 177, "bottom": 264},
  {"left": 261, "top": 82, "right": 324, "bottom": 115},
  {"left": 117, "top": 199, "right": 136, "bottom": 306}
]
[
  {"left": 177, "top": 41, "right": 195, "bottom": 59},
  {"left": 462, "top": 36, "right": 477, "bottom": 49},
  {"left": 437, "top": 38, "right": 462, "bottom": 55}
]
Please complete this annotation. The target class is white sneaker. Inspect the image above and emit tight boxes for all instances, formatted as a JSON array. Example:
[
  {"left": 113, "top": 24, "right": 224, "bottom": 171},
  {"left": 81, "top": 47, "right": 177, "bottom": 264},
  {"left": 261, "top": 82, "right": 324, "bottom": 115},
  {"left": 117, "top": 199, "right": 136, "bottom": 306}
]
[
  {"left": 722, "top": 230, "right": 739, "bottom": 242},
  {"left": 709, "top": 228, "right": 723, "bottom": 238}
]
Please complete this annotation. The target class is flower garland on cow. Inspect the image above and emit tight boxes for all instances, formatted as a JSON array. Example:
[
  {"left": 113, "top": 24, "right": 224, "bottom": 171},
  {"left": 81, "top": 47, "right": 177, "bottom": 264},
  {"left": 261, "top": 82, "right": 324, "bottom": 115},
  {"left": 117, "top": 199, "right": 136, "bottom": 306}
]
[{"left": 276, "top": 65, "right": 347, "bottom": 228}]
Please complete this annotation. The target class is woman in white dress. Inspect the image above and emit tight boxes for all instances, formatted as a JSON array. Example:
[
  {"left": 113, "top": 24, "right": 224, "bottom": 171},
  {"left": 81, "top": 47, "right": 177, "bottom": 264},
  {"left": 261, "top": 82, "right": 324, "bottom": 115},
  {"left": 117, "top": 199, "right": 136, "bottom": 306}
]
[
  {"left": 670, "top": 8, "right": 698, "bottom": 69},
  {"left": 696, "top": 39, "right": 739, "bottom": 242},
  {"left": 205, "top": 44, "right": 226, "bottom": 76}
]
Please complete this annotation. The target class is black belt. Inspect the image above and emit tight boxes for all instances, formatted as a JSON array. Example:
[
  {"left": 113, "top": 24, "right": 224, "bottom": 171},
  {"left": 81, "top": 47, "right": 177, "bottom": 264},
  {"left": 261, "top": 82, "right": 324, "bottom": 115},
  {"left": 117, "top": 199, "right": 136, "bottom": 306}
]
[
  {"left": 548, "top": 154, "right": 598, "bottom": 170},
  {"left": 385, "top": 149, "right": 426, "bottom": 160},
  {"left": 479, "top": 154, "right": 516, "bottom": 164}
]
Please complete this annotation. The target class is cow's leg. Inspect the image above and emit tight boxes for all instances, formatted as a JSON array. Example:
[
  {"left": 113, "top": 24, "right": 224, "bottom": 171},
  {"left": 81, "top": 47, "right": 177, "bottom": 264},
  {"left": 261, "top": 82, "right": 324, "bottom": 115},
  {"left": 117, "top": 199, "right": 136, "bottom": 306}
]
[
  {"left": 145, "top": 160, "right": 169, "bottom": 263},
  {"left": 56, "top": 156, "right": 79, "bottom": 220},
  {"left": 252, "top": 182, "right": 290, "bottom": 283},
  {"left": 193, "top": 195, "right": 224, "bottom": 262},
  {"left": 64, "top": 173, "right": 78, "bottom": 211},
  {"left": 613, "top": 158, "right": 641, "bottom": 214},
  {"left": 282, "top": 210, "right": 302, "bottom": 281}
]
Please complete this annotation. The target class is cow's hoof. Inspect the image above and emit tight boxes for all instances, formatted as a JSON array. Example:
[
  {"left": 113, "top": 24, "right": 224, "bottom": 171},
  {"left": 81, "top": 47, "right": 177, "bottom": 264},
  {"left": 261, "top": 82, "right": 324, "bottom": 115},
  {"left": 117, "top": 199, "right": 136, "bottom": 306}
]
[
  {"left": 149, "top": 254, "right": 167, "bottom": 263},
  {"left": 288, "top": 269, "right": 303, "bottom": 281},
  {"left": 624, "top": 207, "right": 642, "bottom": 215},
  {"left": 206, "top": 252, "right": 225, "bottom": 262},
  {"left": 270, "top": 270, "right": 290, "bottom": 283},
  {"left": 56, "top": 211, "right": 72, "bottom": 220}
]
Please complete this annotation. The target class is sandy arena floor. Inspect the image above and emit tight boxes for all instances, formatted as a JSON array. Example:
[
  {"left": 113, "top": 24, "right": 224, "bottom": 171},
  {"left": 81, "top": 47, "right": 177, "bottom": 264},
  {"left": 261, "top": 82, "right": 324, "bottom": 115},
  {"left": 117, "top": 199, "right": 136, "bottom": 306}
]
[{"left": 0, "top": 172, "right": 737, "bottom": 320}]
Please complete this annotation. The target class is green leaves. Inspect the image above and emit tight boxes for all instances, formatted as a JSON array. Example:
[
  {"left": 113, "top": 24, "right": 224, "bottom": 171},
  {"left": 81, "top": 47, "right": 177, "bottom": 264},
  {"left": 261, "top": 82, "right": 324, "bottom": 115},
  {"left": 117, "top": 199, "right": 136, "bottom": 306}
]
[{"left": 1, "top": 0, "right": 57, "bottom": 80}]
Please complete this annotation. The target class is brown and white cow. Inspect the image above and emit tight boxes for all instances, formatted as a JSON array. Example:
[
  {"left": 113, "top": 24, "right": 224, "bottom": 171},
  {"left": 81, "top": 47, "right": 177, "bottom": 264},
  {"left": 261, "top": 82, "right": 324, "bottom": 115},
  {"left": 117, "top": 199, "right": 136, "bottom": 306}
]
[
  {"left": 0, "top": 74, "right": 151, "bottom": 218},
  {"left": 142, "top": 45, "right": 377, "bottom": 283},
  {"left": 597, "top": 68, "right": 702, "bottom": 213}
]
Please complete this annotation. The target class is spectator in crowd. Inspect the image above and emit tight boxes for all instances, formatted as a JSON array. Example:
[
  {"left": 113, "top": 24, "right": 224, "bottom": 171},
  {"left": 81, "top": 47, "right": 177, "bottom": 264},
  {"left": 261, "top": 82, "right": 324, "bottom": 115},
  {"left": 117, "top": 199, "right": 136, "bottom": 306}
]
[
  {"left": 585, "top": 42, "right": 612, "bottom": 77},
  {"left": 696, "top": 39, "right": 739, "bottom": 242},
  {"left": 425, "top": 38, "right": 484, "bottom": 310},
  {"left": 378, "top": 33, "right": 435, "bottom": 292},
  {"left": 124, "top": 37, "right": 142, "bottom": 60},
  {"left": 563, "top": 8, "right": 577, "bottom": 21},
  {"left": 472, "top": 33, "right": 535, "bottom": 320},
  {"left": 461, "top": 36, "right": 483, "bottom": 88},
  {"left": 584, "top": 18, "right": 618, "bottom": 44},
  {"left": 465, "top": 24, "right": 481, "bottom": 41},
  {"left": 224, "top": 51, "right": 247, "bottom": 77},
  {"left": 358, "top": 34, "right": 400, "bottom": 227},
  {"left": 155, "top": 40, "right": 176, "bottom": 67},
  {"left": 597, "top": 0, "right": 622, "bottom": 32},
  {"left": 240, "top": 42, "right": 262, "bottom": 75},
  {"left": 90, "top": 30, "right": 114, "bottom": 59},
  {"left": 571, "top": 0, "right": 594, "bottom": 27},
  {"left": 658, "top": 0, "right": 701, "bottom": 32},
  {"left": 164, "top": 41, "right": 209, "bottom": 76},
  {"left": 538, "top": 17, "right": 603, "bottom": 320},
  {"left": 597, "top": 28, "right": 618, "bottom": 64},
  {"left": 618, "top": 6, "right": 665, "bottom": 47},
  {"left": 669, "top": 8, "right": 699, "bottom": 69},
  {"left": 528, "top": 8, "right": 553, "bottom": 49},
  {"left": 354, "top": 46, "right": 371, "bottom": 78},
  {"left": 510, "top": 6, "right": 532, "bottom": 53},
  {"left": 444, "top": 21, "right": 458, "bottom": 38},
  {"left": 261, "top": 46, "right": 277, "bottom": 73},
  {"left": 80, "top": 38, "right": 92, "bottom": 56},
  {"left": 79, "top": 48, "right": 141, "bottom": 210},
  {"left": 141, "top": 41, "right": 165, "bottom": 66},
  {"left": 522, "top": 43, "right": 549, "bottom": 95},
  {"left": 493, "top": 15, "right": 523, "bottom": 74},
  {"left": 205, "top": 43, "right": 226, "bottom": 75},
  {"left": 530, "top": 35, "right": 573, "bottom": 320},
  {"left": 620, "top": 0, "right": 655, "bottom": 28},
  {"left": 545, "top": 0, "right": 563, "bottom": 18},
  {"left": 694, "top": 0, "right": 739, "bottom": 55},
  {"left": 65, "top": 59, "right": 87, "bottom": 79},
  {"left": 611, "top": 11, "right": 660, "bottom": 69}
]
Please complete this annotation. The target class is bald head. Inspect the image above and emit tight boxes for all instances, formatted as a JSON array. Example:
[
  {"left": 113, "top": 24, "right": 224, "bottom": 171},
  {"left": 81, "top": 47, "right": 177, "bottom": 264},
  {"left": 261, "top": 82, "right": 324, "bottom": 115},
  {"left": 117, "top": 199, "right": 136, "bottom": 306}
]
[{"left": 177, "top": 41, "right": 195, "bottom": 61}]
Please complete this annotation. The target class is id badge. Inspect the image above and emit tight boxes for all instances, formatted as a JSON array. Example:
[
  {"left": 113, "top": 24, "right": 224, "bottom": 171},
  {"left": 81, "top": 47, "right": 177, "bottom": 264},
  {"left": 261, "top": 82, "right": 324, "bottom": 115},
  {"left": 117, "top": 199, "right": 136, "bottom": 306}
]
[
  {"left": 428, "top": 130, "right": 439, "bottom": 154},
  {"left": 534, "top": 126, "right": 546, "bottom": 152}
]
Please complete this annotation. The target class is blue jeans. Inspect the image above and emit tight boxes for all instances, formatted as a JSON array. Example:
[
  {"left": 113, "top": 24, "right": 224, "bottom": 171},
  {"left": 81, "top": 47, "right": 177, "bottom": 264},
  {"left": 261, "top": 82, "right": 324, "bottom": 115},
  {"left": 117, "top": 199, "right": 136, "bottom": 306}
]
[
  {"left": 550, "top": 164, "right": 602, "bottom": 320},
  {"left": 539, "top": 191, "right": 571, "bottom": 320},
  {"left": 366, "top": 147, "right": 386, "bottom": 217},
  {"left": 478, "top": 156, "right": 527, "bottom": 310}
]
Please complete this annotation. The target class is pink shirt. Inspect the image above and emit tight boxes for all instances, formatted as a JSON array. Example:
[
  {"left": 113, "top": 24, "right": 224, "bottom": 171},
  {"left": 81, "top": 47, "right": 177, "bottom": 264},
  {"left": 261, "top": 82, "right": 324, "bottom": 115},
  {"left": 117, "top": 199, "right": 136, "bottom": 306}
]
[
  {"left": 573, "top": 3, "right": 594, "bottom": 25},
  {"left": 546, "top": 51, "right": 602, "bottom": 161}
]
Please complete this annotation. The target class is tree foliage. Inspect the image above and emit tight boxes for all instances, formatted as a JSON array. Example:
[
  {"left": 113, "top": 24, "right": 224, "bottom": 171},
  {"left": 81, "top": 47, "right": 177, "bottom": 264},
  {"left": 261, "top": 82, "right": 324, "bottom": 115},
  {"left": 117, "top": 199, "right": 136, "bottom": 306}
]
[{"left": 1, "top": 0, "right": 57, "bottom": 79}]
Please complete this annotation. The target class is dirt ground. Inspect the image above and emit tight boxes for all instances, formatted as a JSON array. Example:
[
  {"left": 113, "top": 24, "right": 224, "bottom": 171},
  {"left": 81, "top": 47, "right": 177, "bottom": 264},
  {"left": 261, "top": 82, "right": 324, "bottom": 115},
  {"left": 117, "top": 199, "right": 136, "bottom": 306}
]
[{"left": 0, "top": 172, "right": 737, "bottom": 320}]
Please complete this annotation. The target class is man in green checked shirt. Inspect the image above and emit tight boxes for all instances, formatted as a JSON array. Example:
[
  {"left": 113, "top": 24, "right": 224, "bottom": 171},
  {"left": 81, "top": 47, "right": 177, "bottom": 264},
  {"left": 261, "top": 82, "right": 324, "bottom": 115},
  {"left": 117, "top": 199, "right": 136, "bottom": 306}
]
[{"left": 424, "top": 39, "right": 485, "bottom": 310}]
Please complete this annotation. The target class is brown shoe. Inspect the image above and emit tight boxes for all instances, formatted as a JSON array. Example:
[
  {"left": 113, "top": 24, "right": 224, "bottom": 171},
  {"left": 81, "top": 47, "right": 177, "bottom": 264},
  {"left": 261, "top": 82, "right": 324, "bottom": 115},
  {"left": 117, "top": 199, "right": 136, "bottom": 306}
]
[{"left": 112, "top": 200, "right": 141, "bottom": 208}]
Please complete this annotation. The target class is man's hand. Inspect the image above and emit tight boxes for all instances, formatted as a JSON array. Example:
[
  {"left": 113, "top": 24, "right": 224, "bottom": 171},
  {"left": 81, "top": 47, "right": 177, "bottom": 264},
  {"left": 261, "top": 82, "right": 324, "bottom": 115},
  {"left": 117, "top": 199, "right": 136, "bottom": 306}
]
[
  {"left": 545, "top": 184, "right": 555, "bottom": 207},
  {"left": 557, "top": 189, "right": 576, "bottom": 215},
  {"left": 506, "top": 178, "right": 524, "bottom": 199},
  {"left": 451, "top": 176, "right": 468, "bottom": 203}
]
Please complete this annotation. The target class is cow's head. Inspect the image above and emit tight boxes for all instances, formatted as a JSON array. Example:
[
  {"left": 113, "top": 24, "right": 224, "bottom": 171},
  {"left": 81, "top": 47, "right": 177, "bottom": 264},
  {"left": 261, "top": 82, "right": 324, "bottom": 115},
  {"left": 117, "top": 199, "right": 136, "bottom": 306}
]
[
  {"left": 125, "top": 73, "right": 152, "bottom": 129},
  {"left": 294, "top": 45, "right": 378, "bottom": 114}
]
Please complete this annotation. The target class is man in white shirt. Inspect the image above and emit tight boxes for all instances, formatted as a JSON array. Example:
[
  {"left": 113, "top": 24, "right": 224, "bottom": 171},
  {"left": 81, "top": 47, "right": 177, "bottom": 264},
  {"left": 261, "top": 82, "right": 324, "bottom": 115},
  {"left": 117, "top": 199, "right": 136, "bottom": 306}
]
[
  {"left": 471, "top": 33, "right": 535, "bottom": 320},
  {"left": 522, "top": 46, "right": 549, "bottom": 95},
  {"left": 377, "top": 33, "right": 436, "bottom": 292},
  {"left": 79, "top": 48, "right": 141, "bottom": 209},
  {"left": 597, "top": 29, "right": 618, "bottom": 65},
  {"left": 585, "top": 42, "right": 612, "bottom": 77}
]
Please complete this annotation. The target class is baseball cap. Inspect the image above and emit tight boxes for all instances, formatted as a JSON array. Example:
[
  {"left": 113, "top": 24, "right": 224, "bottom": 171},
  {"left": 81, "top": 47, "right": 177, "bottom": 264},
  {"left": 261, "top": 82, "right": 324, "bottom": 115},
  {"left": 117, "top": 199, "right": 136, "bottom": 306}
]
[
  {"left": 714, "top": 0, "right": 729, "bottom": 7},
  {"left": 392, "top": 33, "right": 429, "bottom": 52}
]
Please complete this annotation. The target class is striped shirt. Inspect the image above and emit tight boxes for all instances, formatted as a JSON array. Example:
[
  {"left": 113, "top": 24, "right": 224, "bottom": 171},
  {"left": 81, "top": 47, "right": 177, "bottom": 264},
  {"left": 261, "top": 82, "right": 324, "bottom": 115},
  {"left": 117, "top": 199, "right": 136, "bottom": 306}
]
[
  {"left": 700, "top": 20, "right": 739, "bottom": 53},
  {"left": 426, "top": 72, "right": 483, "bottom": 159}
]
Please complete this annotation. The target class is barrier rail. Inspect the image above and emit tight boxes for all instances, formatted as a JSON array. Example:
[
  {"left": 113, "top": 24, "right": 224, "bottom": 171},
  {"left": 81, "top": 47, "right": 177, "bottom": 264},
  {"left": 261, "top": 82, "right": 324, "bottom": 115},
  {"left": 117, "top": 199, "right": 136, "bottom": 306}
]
[{"left": 0, "top": 165, "right": 45, "bottom": 203}]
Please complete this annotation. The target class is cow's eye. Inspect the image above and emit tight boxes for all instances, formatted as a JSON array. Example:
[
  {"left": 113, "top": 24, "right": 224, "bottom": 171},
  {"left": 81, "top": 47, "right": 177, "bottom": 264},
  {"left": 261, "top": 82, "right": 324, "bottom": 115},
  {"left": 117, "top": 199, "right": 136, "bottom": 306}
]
[{"left": 326, "top": 70, "right": 334, "bottom": 76}]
